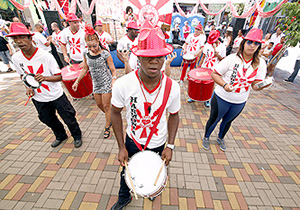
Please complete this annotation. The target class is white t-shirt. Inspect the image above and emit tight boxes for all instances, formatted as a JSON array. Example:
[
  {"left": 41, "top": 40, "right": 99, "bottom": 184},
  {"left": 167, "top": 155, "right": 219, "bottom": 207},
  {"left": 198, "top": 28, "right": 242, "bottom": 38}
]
[
  {"left": 33, "top": 32, "right": 51, "bottom": 52},
  {"left": 12, "top": 48, "right": 63, "bottom": 102},
  {"left": 60, "top": 27, "right": 86, "bottom": 61},
  {"left": 52, "top": 31, "right": 63, "bottom": 53},
  {"left": 111, "top": 71, "right": 181, "bottom": 149},
  {"left": 185, "top": 33, "right": 206, "bottom": 55},
  {"left": 214, "top": 54, "right": 266, "bottom": 104},
  {"left": 261, "top": 47, "right": 272, "bottom": 61},
  {"left": 117, "top": 34, "right": 138, "bottom": 65},
  {"left": 202, "top": 42, "right": 226, "bottom": 69},
  {"left": 232, "top": 36, "right": 243, "bottom": 49},
  {"left": 97, "top": 31, "right": 113, "bottom": 51},
  {"left": 270, "top": 33, "right": 284, "bottom": 47}
]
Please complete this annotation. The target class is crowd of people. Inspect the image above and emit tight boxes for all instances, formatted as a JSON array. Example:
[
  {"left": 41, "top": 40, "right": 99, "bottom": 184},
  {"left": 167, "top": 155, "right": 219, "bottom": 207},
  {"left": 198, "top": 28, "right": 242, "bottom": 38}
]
[{"left": 1, "top": 11, "right": 299, "bottom": 210}]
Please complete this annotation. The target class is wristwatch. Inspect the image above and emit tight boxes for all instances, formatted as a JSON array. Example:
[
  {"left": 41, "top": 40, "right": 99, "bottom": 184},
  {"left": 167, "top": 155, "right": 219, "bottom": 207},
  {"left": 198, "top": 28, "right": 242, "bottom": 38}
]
[{"left": 166, "top": 144, "right": 175, "bottom": 150}]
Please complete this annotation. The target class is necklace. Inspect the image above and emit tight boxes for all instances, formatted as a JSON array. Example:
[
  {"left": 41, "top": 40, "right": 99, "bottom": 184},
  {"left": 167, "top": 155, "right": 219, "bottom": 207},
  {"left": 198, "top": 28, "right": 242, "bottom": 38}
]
[{"left": 137, "top": 70, "right": 162, "bottom": 114}]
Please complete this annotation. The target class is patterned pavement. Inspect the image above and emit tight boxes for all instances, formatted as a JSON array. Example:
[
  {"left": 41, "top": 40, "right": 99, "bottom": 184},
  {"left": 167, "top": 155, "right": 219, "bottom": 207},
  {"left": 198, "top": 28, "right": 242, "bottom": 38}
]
[{"left": 0, "top": 67, "right": 299, "bottom": 210}]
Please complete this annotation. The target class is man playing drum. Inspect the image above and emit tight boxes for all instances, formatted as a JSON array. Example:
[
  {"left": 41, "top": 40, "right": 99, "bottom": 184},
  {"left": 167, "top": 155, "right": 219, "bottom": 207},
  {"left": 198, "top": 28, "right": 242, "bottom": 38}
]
[
  {"left": 110, "top": 20, "right": 180, "bottom": 210},
  {"left": 179, "top": 23, "right": 206, "bottom": 83},
  {"left": 8, "top": 22, "right": 83, "bottom": 148}
]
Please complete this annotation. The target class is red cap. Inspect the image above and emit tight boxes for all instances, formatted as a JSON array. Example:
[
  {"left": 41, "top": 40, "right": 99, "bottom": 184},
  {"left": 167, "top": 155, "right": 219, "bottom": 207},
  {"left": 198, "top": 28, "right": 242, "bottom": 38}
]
[
  {"left": 6, "top": 22, "right": 33, "bottom": 37},
  {"left": 67, "top": 13, "right": 80, "bottom": 22},
  {"left": 127, "top": 21, "right": 139, "bottom": 30},
  {"left": 244, "top": 28, "right": 263, "bottom": 43},
  {"left": 131, "top": 20, "right": 173, "bottom": 57},
  {"left": 195, "top": 23, "right": 203, "bottom": 31},
  {"left": 207, "top": 30, "right": 220, "bottom": 44},
  {"left": 95, "top": 20, "right": 103, "bottom": 26}
]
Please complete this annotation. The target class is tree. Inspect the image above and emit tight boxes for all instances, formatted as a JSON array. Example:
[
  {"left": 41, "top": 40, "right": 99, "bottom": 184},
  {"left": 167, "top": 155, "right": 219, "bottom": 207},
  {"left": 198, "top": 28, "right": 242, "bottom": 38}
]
[{"left": 278, "top": 2, "right": 300, "bottom": 47}]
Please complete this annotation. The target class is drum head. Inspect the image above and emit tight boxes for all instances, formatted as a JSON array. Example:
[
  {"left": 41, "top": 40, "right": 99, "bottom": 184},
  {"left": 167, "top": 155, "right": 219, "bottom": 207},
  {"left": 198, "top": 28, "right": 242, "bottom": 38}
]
[
  {"left": 183, "top": 53, "right": 195, "bottom": 60},
  {"left": 125, "top": 150, "right": 167, "bottom": 197},
  {"left": 23, "top": 74, "right": 40, "bottom": 89}
]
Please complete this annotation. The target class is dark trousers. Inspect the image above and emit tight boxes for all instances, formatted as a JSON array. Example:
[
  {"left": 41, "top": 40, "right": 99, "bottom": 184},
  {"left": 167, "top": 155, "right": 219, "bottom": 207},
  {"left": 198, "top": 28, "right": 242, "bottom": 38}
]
[
  {"left": 32, "top": 93, "right": 82, "bottom": 140},
  {"left": 288, "top": 60, "right": 300, "bottom": 82},
  {"left": 118, "top": 134, "right": 165, "bottom": 204}
]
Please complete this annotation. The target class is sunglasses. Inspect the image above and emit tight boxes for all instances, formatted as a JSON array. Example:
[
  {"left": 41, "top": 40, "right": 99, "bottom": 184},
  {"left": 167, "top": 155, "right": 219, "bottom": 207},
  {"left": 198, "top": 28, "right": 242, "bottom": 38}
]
[{"left": 246, "top": 40, "right": 261, "bottom": 46}]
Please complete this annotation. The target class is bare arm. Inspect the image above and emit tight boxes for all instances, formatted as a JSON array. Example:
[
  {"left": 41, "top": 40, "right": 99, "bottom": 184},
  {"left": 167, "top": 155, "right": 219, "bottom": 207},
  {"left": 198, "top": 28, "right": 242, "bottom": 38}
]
[
  {"left": 106, "top": 55, "right": 117, "bottom": 86},
  {"left": 164, "top": 52, "right": 177, "bottom": 77},
  {"left": 111, "top": 105, "right": 128, "bottom": 166},
  {"left": 34, "top": 74, "right": 62, "bottom": 83},
  {"left": 61, "top": 43, "right": 70, "bottom": 64},
  {"left": 72, "top": 56, "right": 89, "bottom": 91},
  {"left": 117, "top": 50, "right": 125, "bottom": 63},
  {"left": 118, "top": 50, "right": 132, "bottom": 74},
  {"left": 211, "top": 71, "right": 234, "bottom": 92},
  {"left": 6, "top": 44, "right": 13, "bottom": 55},
  {"left": 198, "top": 53, "right": 205, "bottom": 67}
]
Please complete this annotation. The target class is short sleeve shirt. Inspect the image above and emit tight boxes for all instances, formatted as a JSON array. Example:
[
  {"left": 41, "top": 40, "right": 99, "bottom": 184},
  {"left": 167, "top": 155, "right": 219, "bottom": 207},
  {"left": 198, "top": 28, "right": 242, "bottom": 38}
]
[
  {"left": 213, "top": 54, "right": 266, "bottom": 103},
  {"left": 185, "top": 33, "right": 206, "bottom": 55},
  {"left": 60, "top": 27, "right": 86, "bottom": 61},
  {"left": 33, "top": 32, "right": 51, "bottom": 52},
  {"left": 97, "top": 31, "right": 113, "bottom": 51},
  {"left": 12, "top": 48, "right": 63, "bottom": 102},
  {"left": 111, "top": 71, "right": 181, "bottom": 149},
  {"left": 202, "top": 42, "right": 226, "bottom": 69},
  {"left": 52, "top": 31, "right": 63, "bottom": 53},
  {"left": 232, "top": 36, "right": 243, "bottom": 49}
]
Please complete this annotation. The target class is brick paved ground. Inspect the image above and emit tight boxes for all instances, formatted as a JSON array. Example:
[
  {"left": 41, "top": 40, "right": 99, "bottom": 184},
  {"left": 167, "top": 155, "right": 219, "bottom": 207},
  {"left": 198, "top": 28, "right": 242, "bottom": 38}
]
[{"left": 0, "top": 67, "right": 299, "bottom": 210}]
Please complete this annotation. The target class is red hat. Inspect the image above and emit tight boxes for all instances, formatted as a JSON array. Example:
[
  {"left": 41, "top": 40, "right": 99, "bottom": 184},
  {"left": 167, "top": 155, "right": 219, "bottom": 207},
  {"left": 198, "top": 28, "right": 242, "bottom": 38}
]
[
  {"left": 95, "top": 20, "right": 103, "bottom": 26},
  {"left": 127, "top": 21, "right": 139, "bottom": 30},
  {"left": 244, "top": 28, "right": 263, "bottom": 43},
  {"left": 131, "top": 20, "right": 173, "bottom": 57},
  {"left": 195, "top": 23, "right": 203, "bottom": 31},
  {"left": 207, "top": 30, "right": 220, "bottom": 44},
  {"left": 6, "top": 22, "right": 33, "bottom": 37},
  {"left": 67, "top": 13, "right": 80, "bottom": 22}
]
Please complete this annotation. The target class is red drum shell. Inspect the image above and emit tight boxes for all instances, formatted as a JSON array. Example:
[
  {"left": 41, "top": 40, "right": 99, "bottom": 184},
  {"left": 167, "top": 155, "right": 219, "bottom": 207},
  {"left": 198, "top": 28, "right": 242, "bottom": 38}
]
[
  {"left": 187, "top": 68, "right": 214, "bottom": 101},
  {"left": 61, "top": 64, "right": 93, "bottom": 99}
]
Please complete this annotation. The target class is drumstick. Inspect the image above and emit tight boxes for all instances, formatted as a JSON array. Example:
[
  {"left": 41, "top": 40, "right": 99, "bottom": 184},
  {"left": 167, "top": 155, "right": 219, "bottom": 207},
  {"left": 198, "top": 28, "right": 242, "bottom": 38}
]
[
  {"left": 154, "top": 159, "right": 166, "bottom": 186},
  {"left": 125, "top": 161, "right": 138, "bottom": 200},
  {"left": 24, "top": 95, "right": 31, "bottom": 106}
]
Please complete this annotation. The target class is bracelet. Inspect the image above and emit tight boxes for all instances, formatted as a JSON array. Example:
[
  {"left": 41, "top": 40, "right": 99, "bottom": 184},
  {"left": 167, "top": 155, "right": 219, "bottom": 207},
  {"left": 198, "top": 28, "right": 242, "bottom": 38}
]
[
  {"left": 112, "top": 76, "right": 117, "bottom": 79},
  {"left": 222, "top": 83, "right": 228, "bottom": 88}
]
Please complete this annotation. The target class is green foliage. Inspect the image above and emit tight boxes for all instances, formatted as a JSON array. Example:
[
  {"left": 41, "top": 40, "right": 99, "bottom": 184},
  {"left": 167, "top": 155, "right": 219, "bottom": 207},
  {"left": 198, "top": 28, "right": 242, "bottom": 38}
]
[{"left": 277, "top": 2, "right": 300, "bottom": 47}]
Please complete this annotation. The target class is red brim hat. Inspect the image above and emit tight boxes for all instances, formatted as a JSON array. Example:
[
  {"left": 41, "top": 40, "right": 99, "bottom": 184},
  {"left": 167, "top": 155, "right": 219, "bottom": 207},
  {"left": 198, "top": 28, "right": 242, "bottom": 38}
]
[
  {"left": 131, "top": 44, "right": 173, "bottom": 57},
  {"left": 95, "top": 20, "right": 103, "bottom": 26},
  {"left": 207, "top": 30, "right": 220, "bottom": 44},
  {"left": 67, "top": 13, "right": 81, "bottom": 22},
  {"left": 195, "top": 23, "right": 203, "bottom": 31},
  {"left": 244, "top": 28, "right": 263, "bottom": 43},
  {"left": 127, "top": 21, "right": 139, "bottom": 30},
  {"left": 6, "top": 22, "right": 33, "bottom": 37}
]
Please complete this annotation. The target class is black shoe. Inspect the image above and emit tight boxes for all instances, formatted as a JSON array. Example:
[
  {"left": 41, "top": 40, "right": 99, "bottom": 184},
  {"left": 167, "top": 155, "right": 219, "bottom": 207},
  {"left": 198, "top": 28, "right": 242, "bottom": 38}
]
[
  {"left": 51, "top": 136, "right": 68, "bottom": 148},
  {"left": 148, "top": 197, "right": 156, "bottom": 201},
  {"left": 283, "top": 78, "right": 293, "bottom": 83},
  {"left": 110, "top": 197, "right": 132, "bottom": 210},
  {"left": 74, "top": 139, "right": 82, "bottom": 148},
  {"left": 6, "top": 68, "right": 14, "bottom": 72}
]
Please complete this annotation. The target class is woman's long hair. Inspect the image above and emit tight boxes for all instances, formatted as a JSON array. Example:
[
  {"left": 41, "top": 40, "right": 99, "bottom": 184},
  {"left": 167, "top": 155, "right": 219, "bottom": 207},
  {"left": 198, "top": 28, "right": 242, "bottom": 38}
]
[{"left": 236, "top": 39, "right": 261, "bottom": 69}]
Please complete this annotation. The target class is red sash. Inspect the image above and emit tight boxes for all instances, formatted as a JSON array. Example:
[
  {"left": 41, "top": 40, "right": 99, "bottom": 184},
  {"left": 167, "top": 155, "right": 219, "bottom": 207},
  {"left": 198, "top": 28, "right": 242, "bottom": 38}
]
[{"left": 131, "top": 77, "right": 172, "bottom": 151}]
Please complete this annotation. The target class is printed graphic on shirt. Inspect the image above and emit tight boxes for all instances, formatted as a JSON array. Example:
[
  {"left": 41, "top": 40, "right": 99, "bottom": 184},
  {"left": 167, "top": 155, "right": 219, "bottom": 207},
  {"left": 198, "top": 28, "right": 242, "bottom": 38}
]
[
  {"left": 188, "top": 38, "right": 200, "bottom": 51},
  {"left": 69, "top": 37, "right": 81, "bottom": 55},
  {"left": 230, "top": 64, "right": 258, "bottom": 93},
  {"left": 204, "top": 51, "right": 216, "bottom": 68}
]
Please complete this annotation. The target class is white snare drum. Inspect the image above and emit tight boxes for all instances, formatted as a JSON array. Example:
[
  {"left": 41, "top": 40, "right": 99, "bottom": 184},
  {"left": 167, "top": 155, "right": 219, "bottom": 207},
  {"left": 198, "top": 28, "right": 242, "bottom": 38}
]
[
  {"left": 125, "top": 150, "right": 167, "bottom": 198},
  {"left": 183, "top": 53, "right": 196, "bottom": 64},
  {"left": 22, "top": 74, "right": 41, "bottom": 89}
]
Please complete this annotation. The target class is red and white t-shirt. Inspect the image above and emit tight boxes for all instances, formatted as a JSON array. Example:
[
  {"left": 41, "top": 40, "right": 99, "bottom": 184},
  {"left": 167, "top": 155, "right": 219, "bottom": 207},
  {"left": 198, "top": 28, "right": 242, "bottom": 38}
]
[
  {"left": 213, "top": 54, "right": 266, "bottom": 104},
  {"left": 202, "top": 42, "right": 226, "bottom": 69},
  {"left": 97, "top": 31, "right": 113, "bottom": 51},
  {"left": 185, "top": 33, "right": 206, "bottom": 55},
  {"left": 12, "top": 48, "right": 63, "bottom": 102},
  {"left": 60, "top": 27, "right": 86, "bottom": 61},
  {"left": 117, "top": 34, "right": 138, "bottom": 66},
  {"left": 33, "top": 32, "right": 51, "bottom": 52},
  {"left": 111, "top": 70, "right": 181, "bottom": 149},
  {"left": 52, "top": 31, "right": 63, "bottom": 53},
  {"left": 232, "top": 36, "right": 243, "bottom": 49}
]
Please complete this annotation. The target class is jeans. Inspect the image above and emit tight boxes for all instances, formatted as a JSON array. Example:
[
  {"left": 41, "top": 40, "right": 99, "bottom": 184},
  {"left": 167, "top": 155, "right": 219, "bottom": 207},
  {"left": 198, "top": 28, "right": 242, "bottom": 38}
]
[
  {"left": 32, "top": 93, "right": 82, "bottom": 140},
  {"left": 288, "top": 60, "right": 300, "bottom": 82},
  {"left": 118, "top": 134, "right": 165, "bottom": 204},
  {"left": 0, "top": 50, "right": 12, "bottom": 64}
]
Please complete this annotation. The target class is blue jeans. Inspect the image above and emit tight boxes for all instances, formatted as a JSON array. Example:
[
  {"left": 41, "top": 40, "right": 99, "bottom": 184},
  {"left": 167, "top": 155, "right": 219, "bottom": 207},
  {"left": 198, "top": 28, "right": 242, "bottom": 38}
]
[
  {"left": 288, "top": 60, "right": 300, "bottom": 82},
  {"left": 0, "top": 50, "right": 12, "bottom": 64},
  {"left": 118, "top": 134, "right": 165, "bottom": 204}
]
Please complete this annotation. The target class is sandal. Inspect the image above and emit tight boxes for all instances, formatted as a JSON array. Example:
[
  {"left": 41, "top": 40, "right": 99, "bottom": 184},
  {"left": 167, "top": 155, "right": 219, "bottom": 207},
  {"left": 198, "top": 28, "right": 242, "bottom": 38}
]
[{"left": 104, "top": 123, "right": 112, "bottom": 139}]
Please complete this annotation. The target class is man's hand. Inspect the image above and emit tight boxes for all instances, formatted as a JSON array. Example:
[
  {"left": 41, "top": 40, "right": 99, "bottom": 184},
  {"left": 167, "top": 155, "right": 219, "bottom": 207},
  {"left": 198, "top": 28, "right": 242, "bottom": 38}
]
[
  {"left": 26, "top": 88, "right": 35, "bottom": 97},
  {"left": 119, "top": 50, "right": 130, "bottom": 63},
  {"left": 166, "top": 52, "right": 177, "bottom": 64},
  {"left": 64, "top": 55, "right": 70, "bottom": 64},
  {"left": 161, "top": 147, "right": 172, "bottom": 166},
  {"left": 34, "top": 74, "right": 45, "bottom": 82},
  {"left": 118, "top": 147, "right": 129, "bottom": 167},
  {"left": 78, "top": 62, "right": 84, "bottom": 69}
]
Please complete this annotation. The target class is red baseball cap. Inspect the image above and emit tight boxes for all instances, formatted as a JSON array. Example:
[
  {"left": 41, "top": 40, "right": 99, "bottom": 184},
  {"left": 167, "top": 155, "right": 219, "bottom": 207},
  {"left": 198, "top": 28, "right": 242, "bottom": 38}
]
[
  {"left": 244, "top": 28, "right": 263, "bottom": 43},
  {"left": 67, "top": 13, "right": 80, "bottom": 22},
  {"left": 127, "top": 21, "right": 139, "bottom": 30},
  {"left": 195, "top": 23, "right": 203, "bottom": 31},
  {"left": 6, "top": 22, "right": 33, "bottom": 37},
  {"left": 207, "top": 30, "right": 220, "bottom": 44},
  {"left": 95, "top": 20, "right": 103, "bottom": 26},
  {"left": 131, "top": 20, "right": 173, "bottom": 57}
]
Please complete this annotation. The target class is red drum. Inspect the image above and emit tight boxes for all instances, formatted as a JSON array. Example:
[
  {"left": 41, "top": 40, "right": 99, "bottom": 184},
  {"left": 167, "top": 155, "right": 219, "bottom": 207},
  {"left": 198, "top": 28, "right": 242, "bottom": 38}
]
[
  {"left": 182, "top": 53, "right": 196, "bottom": 64},
  {"left": 187, "top": 68, "right": 214, "bottom": 101},
  {"left": 61, "top": 64, "right": 93, "bottom": 99}
]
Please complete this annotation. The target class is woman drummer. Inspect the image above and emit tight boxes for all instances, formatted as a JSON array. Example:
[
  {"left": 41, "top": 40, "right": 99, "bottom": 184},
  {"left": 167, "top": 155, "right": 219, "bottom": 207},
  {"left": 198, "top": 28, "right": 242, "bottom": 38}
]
[
  {"left": 72, "top": 25, "right": 117, "bottom": 139},
  {"left": 202, "top": 28, "right": 270, "bottom": 151}
]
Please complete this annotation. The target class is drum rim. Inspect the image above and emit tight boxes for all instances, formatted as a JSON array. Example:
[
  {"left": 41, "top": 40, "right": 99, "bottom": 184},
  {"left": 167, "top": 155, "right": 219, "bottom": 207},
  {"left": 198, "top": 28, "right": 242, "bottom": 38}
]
[
  {"left": 188, "top": 68, "right": 213, "bottom": 81},
  {"left": 183, "top": 53, "right": 196, "bottom": 60},
  {"left": 125, "top": 150, "right": 168, "bottom": 197},
  {"left": 22, "top": 73, "right": 41, "bottom": 89}
]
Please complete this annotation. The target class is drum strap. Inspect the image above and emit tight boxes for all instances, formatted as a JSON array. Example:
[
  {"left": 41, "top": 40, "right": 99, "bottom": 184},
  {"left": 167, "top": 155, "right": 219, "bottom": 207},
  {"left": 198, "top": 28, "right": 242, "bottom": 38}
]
[{"left": 131, "top": 77, "right": 172, "bottom": 151}]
